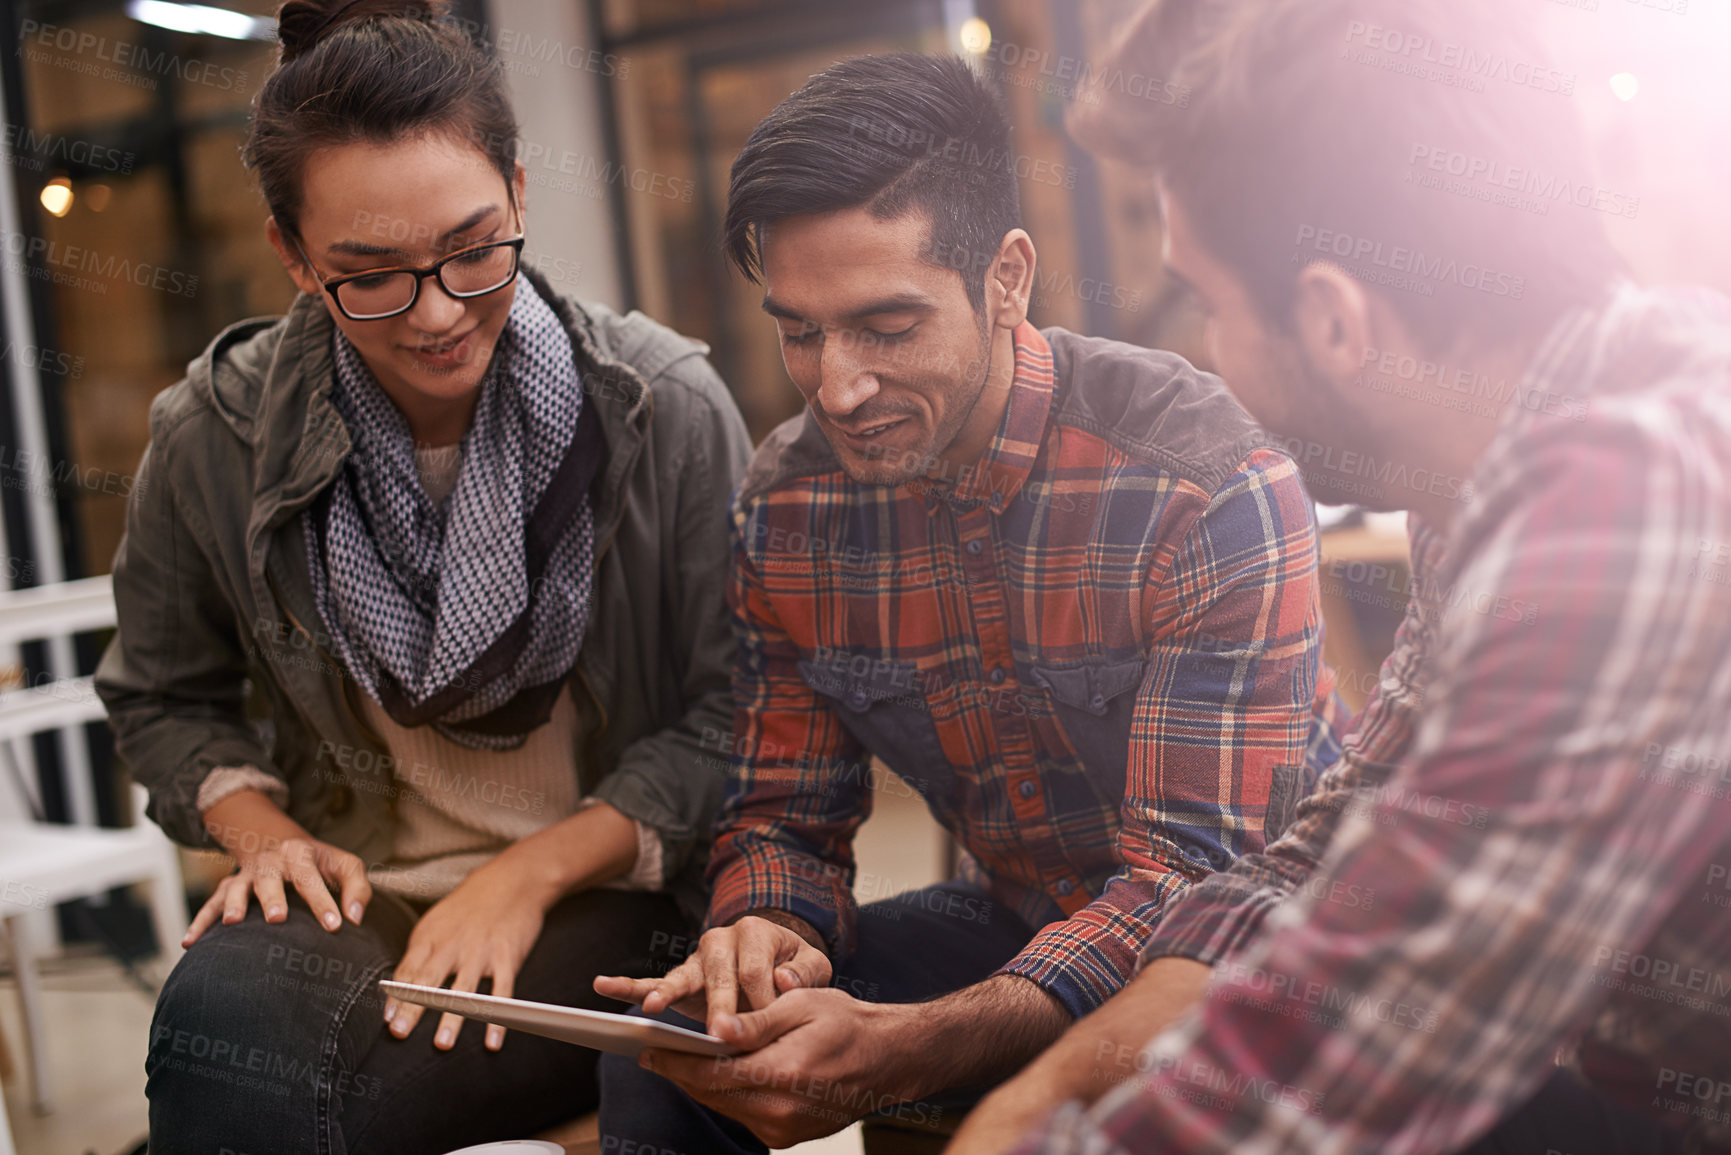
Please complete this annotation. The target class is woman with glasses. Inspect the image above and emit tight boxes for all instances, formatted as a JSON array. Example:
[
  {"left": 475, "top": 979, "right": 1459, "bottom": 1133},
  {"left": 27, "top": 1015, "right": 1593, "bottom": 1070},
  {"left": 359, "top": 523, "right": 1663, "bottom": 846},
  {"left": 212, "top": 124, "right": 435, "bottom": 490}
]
[{"left": 93, "top": 1, "right": 751, "bottom": 1150}]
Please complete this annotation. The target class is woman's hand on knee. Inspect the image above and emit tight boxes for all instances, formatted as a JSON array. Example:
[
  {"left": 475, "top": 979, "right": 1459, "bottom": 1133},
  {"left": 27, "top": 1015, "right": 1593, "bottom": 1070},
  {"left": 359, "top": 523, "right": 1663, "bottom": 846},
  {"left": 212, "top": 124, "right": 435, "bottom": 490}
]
[{"left": 182, "top": 834, "right": 373, "bottom": 946}]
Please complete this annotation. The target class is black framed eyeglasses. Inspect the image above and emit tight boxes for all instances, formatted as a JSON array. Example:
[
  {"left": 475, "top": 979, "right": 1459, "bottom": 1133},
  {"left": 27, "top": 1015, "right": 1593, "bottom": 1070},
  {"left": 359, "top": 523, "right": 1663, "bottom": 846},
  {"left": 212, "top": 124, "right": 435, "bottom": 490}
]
[{"left": 291, "top": 227, "right": 526, "bottom": 322}]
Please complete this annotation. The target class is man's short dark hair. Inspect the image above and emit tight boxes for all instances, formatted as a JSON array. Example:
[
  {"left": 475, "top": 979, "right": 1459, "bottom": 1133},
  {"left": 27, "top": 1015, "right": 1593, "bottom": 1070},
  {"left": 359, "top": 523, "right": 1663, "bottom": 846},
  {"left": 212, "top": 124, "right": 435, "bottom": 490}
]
[
  {"left": 1072, "top": 0, "right": 1627, "bottom": 348},
  {"left": 724, "top": 52, "right": 1022, "bottom": 315}
]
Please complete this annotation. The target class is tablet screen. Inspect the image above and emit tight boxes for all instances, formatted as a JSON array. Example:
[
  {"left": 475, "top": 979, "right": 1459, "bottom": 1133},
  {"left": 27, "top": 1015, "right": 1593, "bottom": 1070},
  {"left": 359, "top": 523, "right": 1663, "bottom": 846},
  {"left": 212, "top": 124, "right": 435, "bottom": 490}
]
[{"left": 379, "top": 980, "right": 738, "bottom": 1058}]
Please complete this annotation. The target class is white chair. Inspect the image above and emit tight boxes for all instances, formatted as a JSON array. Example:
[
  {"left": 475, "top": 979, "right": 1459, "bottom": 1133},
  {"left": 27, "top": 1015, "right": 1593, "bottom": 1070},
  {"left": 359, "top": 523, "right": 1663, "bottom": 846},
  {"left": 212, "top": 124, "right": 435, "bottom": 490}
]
[{"left": 0, "top": 575, "right": 187, "bottom": 1118}]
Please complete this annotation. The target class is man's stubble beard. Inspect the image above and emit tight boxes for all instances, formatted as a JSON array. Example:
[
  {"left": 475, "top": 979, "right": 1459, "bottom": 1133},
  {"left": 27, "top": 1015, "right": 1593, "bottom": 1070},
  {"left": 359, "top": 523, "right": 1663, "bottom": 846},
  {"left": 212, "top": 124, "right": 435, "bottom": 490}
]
[
  {"left": 849, "top": 317, "right": 997, "bottom": 488},
  {"left": 1266, "top": 335, "right": 1395, "bottom": 511}
]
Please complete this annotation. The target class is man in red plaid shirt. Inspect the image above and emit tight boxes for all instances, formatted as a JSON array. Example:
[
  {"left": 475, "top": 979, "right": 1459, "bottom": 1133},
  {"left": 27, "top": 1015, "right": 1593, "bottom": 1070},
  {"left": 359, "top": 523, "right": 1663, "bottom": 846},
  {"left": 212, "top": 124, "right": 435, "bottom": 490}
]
[
  {"left": 596, "top": 52, "right": 1345, "bottom": 1150},
  {"left": 947, "top": 2, "right": 1731, "bottom": 1154}
]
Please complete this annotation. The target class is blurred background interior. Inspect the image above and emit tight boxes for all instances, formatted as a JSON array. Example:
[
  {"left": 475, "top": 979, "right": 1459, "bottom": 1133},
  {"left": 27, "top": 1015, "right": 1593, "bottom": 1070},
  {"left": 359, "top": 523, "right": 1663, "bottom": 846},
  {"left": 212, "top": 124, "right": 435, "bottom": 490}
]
[{"left": 0, "top": 0, "right": 1728, "bottom": 1151}]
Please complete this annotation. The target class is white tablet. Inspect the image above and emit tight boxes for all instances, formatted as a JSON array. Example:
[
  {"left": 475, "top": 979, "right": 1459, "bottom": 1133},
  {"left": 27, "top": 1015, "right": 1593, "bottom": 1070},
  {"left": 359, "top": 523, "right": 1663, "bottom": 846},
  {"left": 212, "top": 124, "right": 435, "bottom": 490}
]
[{"left": 378, "top": 980, "right": 738, "bottom": 1058}]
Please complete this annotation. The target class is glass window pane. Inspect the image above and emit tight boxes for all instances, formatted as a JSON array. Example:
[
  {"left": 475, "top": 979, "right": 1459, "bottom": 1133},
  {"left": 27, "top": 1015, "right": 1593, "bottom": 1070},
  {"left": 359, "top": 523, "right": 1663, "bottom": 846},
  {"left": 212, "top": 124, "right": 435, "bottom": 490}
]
[{"left": 12, "top": 0, "right": 284, "bottom": 573}]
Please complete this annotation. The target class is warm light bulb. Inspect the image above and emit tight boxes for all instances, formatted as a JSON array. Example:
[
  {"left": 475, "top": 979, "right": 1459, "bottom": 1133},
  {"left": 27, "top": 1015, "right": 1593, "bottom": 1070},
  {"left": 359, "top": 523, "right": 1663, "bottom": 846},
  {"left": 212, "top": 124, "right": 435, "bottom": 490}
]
[
  {"left": 960, "top": 17, "right": 992, "bottom": 56},
  {"left": 40, "top": 178, "right": 73, "bottom": 217}
]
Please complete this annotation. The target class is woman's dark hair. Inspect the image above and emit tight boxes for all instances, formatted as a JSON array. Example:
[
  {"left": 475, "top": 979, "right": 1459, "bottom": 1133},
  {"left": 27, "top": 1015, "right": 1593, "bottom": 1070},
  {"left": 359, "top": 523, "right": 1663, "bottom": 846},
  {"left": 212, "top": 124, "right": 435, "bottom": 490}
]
[
  {"left": 725, "top": 53, "right": 1022, "bottom": 316},
  {"left": 244, "top": 0, "right": 517, "bottom": 235}
]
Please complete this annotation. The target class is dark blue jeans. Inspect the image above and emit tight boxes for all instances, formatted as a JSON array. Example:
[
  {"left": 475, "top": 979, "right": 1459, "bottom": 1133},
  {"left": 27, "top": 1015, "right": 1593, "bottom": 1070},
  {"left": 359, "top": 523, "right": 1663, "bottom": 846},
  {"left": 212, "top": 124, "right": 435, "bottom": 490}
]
[
  {"left": 597, "top": 882, "right": 1037, "bottom": 1155},
  {"left": 1460, "top": 1069, "right": 1694, "bottom": 1155},
  {"left": 146, "top": 886, "right": 686, "bottom": 1155}
]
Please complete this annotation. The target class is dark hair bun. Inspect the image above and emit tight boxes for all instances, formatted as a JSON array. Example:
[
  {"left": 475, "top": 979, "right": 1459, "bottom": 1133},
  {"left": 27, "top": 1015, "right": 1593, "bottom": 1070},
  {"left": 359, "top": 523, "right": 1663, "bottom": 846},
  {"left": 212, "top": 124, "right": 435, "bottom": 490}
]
[
  {"left": 248, "top": 0, "right": 514, "bottom": 234},
  {"left": 275, "top": 0, "right": 443, "bottom": 63}
]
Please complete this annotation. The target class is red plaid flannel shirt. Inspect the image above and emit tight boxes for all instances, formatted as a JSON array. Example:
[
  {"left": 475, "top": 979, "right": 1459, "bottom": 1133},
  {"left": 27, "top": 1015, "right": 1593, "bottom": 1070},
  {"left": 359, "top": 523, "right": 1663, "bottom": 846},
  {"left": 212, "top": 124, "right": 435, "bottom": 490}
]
[{"left": 706, "top": 323, "right": 1346, "bottom": 1016}]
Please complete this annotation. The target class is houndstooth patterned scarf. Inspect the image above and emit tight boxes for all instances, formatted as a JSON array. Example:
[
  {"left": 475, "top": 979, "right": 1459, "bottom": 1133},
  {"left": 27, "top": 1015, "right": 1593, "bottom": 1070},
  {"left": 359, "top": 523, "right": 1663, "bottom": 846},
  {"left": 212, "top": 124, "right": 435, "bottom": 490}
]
[{"left": 305, "top": 275, "right": 601, "bottom": 749}]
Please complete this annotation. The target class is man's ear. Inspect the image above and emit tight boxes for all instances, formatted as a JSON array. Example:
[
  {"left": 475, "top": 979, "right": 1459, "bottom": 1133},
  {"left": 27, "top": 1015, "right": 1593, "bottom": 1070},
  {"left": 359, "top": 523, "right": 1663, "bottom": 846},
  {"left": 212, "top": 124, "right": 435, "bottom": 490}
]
[
  {"left": 987, "top": 229, "right": 1037, "bottom": 331},
  {"left": 511, "top": 160, "right": 528, "bottom": 228},
  {"left": 1289, "top": 261, "right": 1373, "bottom": 391},
  {"left": 265, "top": 216, "right": 321, "bottom": 298}
]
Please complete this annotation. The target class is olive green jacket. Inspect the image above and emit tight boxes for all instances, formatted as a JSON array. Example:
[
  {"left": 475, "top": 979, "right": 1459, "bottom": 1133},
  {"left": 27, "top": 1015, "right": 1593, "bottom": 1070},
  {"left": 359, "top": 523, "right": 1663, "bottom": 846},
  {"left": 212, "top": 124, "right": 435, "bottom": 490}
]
[{"left": 94, "top": 268, "right": 752, "bottom": 920}]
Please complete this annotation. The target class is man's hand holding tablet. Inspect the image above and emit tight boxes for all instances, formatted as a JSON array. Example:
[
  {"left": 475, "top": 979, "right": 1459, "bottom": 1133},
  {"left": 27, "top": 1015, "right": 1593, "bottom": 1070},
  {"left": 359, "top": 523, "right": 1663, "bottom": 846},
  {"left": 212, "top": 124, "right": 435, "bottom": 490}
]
[
  {"left": 594, "top": 913, "right": 921, "bottom": 1148},
  {"left": 593, "top": 911, "right": 832, "bottom": 1025}
]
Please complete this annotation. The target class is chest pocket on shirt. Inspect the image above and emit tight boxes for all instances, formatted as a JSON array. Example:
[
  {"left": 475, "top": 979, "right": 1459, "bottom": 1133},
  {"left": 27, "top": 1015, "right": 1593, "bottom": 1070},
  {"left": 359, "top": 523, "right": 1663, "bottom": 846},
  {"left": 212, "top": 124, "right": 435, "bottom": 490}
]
[
  {"left": 797, "top": 655, "right": 952, "bottom": 811},
  {"left": 1028, "top": 656, "right": 1146, "bottom": 805}
]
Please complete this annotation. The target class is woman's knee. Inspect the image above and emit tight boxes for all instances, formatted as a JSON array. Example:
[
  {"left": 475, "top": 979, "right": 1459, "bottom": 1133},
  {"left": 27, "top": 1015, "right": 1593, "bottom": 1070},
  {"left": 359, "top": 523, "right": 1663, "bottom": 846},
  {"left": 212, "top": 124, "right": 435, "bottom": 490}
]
[{"left": 151, "top": 906, "right": 391, "bottom": 1075}]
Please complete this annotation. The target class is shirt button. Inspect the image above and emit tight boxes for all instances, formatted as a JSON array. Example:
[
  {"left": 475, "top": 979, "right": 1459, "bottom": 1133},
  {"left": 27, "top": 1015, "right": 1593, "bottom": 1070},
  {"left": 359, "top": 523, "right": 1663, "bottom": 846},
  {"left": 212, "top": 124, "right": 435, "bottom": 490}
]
[
  {"left": 989, "top": 667, "right": 1007, "bottom": 684},
  {"left": 966, "top": 539, "right": 984, "bottom": 555},
  {"left": 850, "top": 690, "right": 869, "bottom": 710},
  {"left": 1089, "top": 693, "right": 1107, "bottom": 711},
  {"left": 1018, "top": 780, "right": 1037, "bottom": 799},
  {"left": 1055, "top": 879, "right": 1075, "bottom": 896}
]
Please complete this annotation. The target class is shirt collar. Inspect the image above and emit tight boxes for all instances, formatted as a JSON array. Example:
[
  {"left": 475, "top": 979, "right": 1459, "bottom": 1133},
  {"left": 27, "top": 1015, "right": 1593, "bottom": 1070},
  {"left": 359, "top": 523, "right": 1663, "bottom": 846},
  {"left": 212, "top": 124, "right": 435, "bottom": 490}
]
[{"left": 909, "top": 321, "right": 1054, "bottom": 515}]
